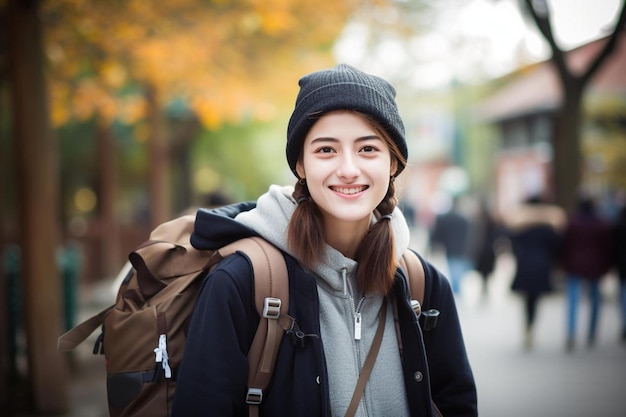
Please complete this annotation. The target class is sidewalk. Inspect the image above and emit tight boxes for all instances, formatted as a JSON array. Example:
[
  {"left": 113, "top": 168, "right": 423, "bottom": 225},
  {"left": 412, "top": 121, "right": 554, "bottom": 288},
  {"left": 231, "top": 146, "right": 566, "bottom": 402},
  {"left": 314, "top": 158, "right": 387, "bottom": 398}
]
[
  {"left": 455, "top": 252, "right": 626, "bottom": 417},
  {"left": 10, "top": 278, "right": 111, "bottom": 417},
  {"left": 62, "top": 282, "right": 112, "bottom": 417}
]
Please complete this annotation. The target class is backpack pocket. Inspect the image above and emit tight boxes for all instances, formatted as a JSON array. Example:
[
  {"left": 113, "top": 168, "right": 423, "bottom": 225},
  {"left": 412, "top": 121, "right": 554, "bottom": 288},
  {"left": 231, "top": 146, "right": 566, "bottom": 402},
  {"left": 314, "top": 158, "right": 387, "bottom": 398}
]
[
  {"left": 108, "top": 371, "right": 145, "bottom": 408},
  {"left": 107, "top": 371, "right": 174, "bottom": 417}
]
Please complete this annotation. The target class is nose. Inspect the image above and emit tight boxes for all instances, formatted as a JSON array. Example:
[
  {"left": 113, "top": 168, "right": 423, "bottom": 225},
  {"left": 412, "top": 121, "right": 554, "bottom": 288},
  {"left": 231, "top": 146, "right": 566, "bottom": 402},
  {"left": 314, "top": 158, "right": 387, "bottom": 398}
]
[{"left": 336, "top": 152, "right": 360, "bottom": 179}]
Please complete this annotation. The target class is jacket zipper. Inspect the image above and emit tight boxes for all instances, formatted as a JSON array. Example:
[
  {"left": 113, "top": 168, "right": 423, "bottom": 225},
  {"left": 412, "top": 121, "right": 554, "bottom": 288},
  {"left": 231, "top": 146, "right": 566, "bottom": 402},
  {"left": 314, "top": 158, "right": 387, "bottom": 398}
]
[
  {"left": 341, "top": 268, "right": 366, "bottom": 340},
  {"left": 352, "top": 296, "right": 366, "bottom": 340}
]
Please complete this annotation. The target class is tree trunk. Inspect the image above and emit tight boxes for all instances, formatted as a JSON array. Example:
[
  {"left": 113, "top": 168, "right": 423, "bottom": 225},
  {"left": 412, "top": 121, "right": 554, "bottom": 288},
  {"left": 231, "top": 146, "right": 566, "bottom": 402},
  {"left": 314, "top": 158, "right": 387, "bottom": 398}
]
[
  {"left": 146, "top": 84, "right": 170, "bottom": 228},
  {"left": 553, "top": 80, "right": 584, "bottom": 212},
  {"left": 523, "top": 0, "right": 626, "bottom": 211},
  {"left": 7, "top": 0, "right": 68, "bottom": 413},
  {"left": 170, "top": 117, "right": 200, "bottom": 214},
  {"left": 97, "top": 116, "right": 121, "bottom": 277}
]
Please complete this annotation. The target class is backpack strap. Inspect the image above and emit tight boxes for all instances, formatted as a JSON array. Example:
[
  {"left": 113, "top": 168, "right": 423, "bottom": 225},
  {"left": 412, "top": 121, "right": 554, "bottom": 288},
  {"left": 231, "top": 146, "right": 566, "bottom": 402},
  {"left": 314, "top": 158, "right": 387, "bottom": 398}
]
[
  {"left": 218, "top": 237, "right": 290, "bottom": 417},
  {"left": 397, "top": 251, "right": 442, "bottom": 416},
  {"left": 57, "top": 306, "right": 112, "bottom": 351},
  {"left": 398, "top": 250, "right": 425, "bottom": 307},
  {"left": 395, "top": 250, "right": 426, "bottom": 359}
]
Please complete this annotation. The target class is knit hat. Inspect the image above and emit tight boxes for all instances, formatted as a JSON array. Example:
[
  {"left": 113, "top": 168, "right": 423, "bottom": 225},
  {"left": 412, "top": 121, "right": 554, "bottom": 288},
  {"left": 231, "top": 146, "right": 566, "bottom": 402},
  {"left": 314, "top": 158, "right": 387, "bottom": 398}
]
[{"left": 286, "top": 64, "right": 407, "bottom": 177}]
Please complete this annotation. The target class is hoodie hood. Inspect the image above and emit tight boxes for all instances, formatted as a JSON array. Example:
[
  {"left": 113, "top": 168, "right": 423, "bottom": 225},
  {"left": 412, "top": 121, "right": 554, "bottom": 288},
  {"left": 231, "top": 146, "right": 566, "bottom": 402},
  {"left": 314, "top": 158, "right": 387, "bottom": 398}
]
[
  {"left": 234, "top": 184, "right": 411, "bottom": 292},
  {"left": 190, "top": 201, "right": 259, "bottom": 250}
]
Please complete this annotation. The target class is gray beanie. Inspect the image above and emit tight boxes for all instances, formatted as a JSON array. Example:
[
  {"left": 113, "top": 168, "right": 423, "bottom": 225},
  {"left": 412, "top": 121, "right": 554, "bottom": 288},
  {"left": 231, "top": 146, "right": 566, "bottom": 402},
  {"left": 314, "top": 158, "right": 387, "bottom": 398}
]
[{"left": 286, "top": 64, "right": 407, "bottom": 177}]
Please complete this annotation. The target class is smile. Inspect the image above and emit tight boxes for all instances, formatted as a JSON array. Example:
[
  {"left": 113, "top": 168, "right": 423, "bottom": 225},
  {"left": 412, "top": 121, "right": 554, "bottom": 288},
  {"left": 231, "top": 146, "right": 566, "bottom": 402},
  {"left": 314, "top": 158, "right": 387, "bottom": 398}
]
[{"left": 330, "top": 186, "right": 368, "bottom": 195}]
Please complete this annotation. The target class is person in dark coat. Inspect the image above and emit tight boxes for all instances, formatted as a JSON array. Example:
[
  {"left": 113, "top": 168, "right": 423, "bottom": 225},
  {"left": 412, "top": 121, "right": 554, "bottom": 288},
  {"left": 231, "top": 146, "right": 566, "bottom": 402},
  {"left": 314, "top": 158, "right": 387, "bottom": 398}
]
[
  {"left": 504, "top": 195, "right": 565, "bottom": 349},
  {"left": 561, "top": 197, "right": 614, "bottom": 351},
  {"left": 471, "top": 199, "right": 499, "bottom": 299},
  {"left": 612, "top": 205, "right": 626, "bottom": 342},
  {"left": 172, "top": 65, "right": 477, "bottom": 417}
]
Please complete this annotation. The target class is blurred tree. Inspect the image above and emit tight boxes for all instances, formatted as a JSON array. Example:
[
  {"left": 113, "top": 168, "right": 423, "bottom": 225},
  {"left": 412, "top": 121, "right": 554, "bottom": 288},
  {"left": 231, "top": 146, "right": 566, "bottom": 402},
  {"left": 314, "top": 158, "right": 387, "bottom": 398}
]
[
  {"left": 43, "top": 0, "right": 354, "bottom": 124},
  {"left": 41, "top": 0, "right": 354, "bottom": 227},
  {"left": 6, "top": 0, "right": 68, "bottom": 413},
  {"left": 1, "top": 0, "right": 362, "bottom": 412},
  {"left": 520, "top": 0, "right": 626, "bottom": 210}
]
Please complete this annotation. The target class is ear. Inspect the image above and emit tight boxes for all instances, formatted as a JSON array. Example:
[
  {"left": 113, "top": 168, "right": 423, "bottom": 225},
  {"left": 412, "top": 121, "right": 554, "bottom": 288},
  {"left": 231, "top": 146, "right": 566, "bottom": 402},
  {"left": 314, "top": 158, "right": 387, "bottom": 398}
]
[{"left": 296, "top": 160, "right": 306, "bottom": 179}]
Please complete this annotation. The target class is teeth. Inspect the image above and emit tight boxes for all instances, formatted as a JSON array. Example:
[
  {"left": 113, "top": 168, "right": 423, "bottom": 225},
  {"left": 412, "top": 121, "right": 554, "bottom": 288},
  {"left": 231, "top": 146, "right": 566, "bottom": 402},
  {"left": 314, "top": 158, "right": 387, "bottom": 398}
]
[{"left": 333, "top": 187, "right": 364, "bottom": 195}]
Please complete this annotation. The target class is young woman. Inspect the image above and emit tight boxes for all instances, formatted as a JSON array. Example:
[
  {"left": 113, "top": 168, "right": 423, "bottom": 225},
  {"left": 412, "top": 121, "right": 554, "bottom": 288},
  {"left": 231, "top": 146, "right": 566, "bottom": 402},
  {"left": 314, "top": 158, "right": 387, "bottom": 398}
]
[{"left": 172, "top": 64, "right": 477, "bottom": 417}]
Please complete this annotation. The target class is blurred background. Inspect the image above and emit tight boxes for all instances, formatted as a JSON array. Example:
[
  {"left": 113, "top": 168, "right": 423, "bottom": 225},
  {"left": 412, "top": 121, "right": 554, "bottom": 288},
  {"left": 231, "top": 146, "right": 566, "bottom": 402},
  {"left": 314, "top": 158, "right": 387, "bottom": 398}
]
[{"left": 1, "top": 0, "right": 625, "bottom": 415}]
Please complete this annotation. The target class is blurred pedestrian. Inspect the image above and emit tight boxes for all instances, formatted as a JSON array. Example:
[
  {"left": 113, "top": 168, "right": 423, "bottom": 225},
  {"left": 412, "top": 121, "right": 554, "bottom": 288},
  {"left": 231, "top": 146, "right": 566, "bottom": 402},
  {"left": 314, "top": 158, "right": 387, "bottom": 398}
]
[
  {"left": 560, "top": 197, "right": 613, "bottom": 351},
  {"left": 504, "top": 195, "right": 565, "bottom": 349},
  {"left": 430, "top": 195, "right": 472, "bottom": 294},
  {"left": 611, "top": 204, "right": 626, "bottom": 343},
  {"left": 471, "top": 198, "right": 500, "bottom": 299}
]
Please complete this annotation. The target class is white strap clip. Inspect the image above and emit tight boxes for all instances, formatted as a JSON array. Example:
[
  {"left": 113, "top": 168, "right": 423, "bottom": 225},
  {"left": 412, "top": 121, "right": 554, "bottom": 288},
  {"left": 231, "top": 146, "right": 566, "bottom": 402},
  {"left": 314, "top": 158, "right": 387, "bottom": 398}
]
[{"left": 154, "top": 333, "right": 172, "bottom": 379}]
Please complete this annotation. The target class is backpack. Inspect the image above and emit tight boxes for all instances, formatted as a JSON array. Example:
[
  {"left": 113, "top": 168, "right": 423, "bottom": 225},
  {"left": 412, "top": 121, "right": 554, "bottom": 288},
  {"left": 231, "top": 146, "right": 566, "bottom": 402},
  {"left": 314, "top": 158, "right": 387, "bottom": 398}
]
[{"left": 58, "top": 213, "right": 427, "bottom": 417}]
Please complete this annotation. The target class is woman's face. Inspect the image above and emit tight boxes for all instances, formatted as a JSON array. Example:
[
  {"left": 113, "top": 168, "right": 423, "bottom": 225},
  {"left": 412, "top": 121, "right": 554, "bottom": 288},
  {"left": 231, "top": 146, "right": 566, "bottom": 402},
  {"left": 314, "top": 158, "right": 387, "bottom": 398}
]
[{"left": 296, "top": 110, "right": 396, "bottom": 226}]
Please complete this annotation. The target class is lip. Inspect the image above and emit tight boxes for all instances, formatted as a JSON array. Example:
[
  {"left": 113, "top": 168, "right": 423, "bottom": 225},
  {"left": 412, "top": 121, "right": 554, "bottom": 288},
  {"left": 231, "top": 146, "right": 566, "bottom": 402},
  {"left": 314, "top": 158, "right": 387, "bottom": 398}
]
[{"left": 329, "top": 185, "right": 369, "bottom": 198}]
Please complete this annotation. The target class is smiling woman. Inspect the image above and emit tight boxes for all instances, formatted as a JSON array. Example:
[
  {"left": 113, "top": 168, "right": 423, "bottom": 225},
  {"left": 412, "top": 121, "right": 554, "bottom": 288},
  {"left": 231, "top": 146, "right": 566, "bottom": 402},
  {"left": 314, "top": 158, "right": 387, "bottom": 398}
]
[
  {"left": 293, "top": 110, "right": 400, "bottom": 291},
  {"left": 298, "top": 115, "right": 394, "bottom": 219},
  {"left": 172, "top": 64, "right": 478, "bottom": 417},
  {"left": 285, "top": 65, "right": 407, "bottom": 295}
]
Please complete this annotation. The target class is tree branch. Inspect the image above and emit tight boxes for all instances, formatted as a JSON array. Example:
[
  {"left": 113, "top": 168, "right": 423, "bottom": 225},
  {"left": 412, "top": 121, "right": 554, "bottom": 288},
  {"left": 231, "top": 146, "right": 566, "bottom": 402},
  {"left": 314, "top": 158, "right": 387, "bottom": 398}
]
[
  {"left": 580, "top": 0, "right": 626, "bottom": 87},
  {"left": 522, "top": 0, "right": 569, "bottom": 80}
]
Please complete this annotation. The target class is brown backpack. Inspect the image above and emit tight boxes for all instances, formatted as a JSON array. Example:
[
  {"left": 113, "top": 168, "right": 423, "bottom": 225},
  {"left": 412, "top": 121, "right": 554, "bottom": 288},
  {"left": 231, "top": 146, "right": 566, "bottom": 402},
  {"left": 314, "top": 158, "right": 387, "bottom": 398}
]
[{"left": 58, "top": 214, "right": 426, "bottom": 417}]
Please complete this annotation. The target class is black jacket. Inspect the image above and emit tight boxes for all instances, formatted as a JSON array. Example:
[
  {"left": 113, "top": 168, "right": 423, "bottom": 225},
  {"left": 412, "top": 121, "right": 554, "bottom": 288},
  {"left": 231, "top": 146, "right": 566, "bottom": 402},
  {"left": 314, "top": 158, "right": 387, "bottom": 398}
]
[
  {"left": 172, "top": 204, "right": 477, "bottom": 416},
  {"left": 505, "top": 203, "right": 563, "bottom": 295}
]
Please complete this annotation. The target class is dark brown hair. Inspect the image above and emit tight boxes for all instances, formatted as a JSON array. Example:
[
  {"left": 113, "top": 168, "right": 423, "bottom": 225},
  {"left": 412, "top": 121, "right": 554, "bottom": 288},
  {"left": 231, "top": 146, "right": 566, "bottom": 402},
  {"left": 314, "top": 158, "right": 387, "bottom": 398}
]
[{"left": 287, "top": 111, "right": 407, "bottom": 295}]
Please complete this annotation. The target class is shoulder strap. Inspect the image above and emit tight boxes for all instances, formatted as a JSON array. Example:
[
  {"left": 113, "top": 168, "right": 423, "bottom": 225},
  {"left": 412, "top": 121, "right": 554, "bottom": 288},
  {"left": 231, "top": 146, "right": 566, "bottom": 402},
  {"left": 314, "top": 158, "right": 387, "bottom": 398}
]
[
  {"left": 345, "top": 297, "right": 388, "bottom": 417},
  {"left": 398, "top": 249, "right": 425, "bottom": 305},
  {"left": 57, "top": 306, "right": 112, "bottom": 351},
  {"left": 218, "top": 237, "right": 289, "bottom": 417},
  {"left": 394, "top": 250, "right": 426, "bottom": 360},
  {"left": 398, "top": 252, "right": 444, "bottom": 417}
]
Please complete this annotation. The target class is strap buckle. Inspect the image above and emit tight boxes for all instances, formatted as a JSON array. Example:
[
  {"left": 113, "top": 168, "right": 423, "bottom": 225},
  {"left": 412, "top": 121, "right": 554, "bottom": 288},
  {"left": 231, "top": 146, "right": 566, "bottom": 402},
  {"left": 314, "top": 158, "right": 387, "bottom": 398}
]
[
  {"left": 262, "top": 297, "right": 281, "bottom": 319},
  {"left": 246, "top": 387, "right": 263, "bottom": 405},
  {"left": 410, "top": 299, "right": 421, "bottom": 318}
]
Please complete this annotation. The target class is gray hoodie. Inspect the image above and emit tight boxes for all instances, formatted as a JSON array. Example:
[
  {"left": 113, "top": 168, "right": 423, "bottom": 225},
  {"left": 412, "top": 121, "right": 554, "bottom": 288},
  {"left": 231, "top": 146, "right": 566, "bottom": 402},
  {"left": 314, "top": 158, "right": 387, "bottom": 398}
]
[{"left": 236, "top": 185, "right": 411, "bottom": 417}]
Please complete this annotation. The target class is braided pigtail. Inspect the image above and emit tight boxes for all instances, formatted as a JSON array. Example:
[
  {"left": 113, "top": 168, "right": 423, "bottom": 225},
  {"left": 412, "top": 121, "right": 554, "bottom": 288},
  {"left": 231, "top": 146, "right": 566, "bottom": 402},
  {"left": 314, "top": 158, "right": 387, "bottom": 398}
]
[
  {"left": 287, "top": 180, "right": 325, "bottom": 269},
  {"left": 354, "top": 179, "right": 398, "bottom": 295}
]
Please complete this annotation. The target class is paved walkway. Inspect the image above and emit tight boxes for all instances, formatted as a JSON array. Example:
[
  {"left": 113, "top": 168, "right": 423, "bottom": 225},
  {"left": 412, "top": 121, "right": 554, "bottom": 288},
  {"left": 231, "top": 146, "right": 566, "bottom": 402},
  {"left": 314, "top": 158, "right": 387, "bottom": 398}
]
[
  {"left": 24, "top": 250, "right": 626, "bottom": 417},
  {"left": 455, "top": 252, "right": 626, "bottom": 417}
]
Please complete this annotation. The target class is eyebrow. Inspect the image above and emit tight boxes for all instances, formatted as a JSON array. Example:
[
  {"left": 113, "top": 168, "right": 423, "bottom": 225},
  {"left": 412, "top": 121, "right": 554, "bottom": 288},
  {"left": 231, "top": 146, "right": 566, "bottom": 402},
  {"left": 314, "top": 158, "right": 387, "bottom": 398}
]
[{"left": 309, "top": 135, "right": 382, "bottom": 145}]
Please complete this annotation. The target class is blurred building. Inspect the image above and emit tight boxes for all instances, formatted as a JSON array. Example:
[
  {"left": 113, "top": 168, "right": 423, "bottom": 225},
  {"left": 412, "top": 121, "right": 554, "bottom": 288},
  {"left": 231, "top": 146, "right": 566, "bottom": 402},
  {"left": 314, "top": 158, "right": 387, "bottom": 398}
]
[{"left": 477, "top": 33, "right": 626, "bottom": 216}]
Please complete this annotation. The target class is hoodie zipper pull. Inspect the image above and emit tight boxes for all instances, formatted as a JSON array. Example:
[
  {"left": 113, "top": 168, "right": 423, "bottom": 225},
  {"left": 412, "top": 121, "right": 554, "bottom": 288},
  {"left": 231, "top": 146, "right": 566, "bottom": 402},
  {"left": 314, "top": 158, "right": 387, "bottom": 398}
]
[
  {"left": 354, "top": 312, "right": 362, "bottom": 340},
  {"left": 342, "top": 267, "right": 362, "bottom": 341}
]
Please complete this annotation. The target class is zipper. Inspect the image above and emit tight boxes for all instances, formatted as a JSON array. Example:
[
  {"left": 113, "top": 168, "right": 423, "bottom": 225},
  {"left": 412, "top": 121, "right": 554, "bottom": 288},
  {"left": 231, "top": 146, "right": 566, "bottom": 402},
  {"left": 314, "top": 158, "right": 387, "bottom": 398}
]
[
  {"left": 341, "top": 268, "right": 366, "bottom": 340},
  {"left": 352, "top": 296, "right": 366, "bottom": 340}
]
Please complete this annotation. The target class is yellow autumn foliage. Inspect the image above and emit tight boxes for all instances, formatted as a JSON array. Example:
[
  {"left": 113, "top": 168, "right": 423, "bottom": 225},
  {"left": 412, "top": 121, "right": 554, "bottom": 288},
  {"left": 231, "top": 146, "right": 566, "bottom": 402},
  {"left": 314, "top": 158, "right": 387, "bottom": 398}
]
[{"left": 41, "top": 0, "right": 361, "bottom": 129}]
